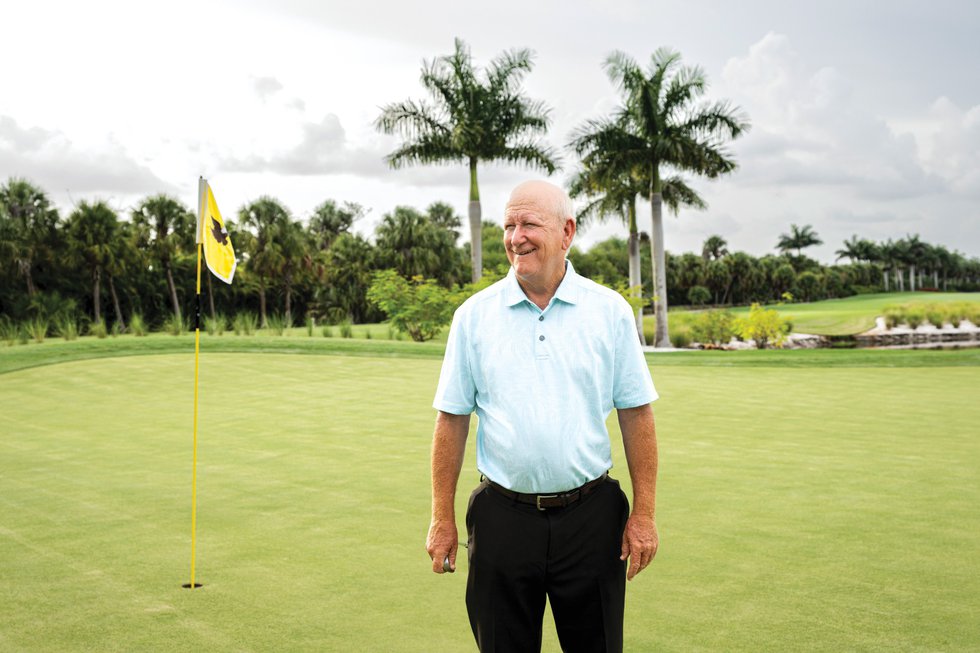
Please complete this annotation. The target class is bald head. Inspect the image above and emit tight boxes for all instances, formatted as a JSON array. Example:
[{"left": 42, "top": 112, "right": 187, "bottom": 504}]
[{"left": 506, "top": 180, "right": 574, "bottom": 226}]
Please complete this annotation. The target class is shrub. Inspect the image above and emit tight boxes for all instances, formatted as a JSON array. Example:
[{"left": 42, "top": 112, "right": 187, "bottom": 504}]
[
  {"left": 233, "top": 312, "right": 258, "bottom": 336},
  {"left": 387, "top": 326, "right": 397, "bottom": 340},
  {"left": 924, "top": 306, "right": 946, "bottom": 328},
  {"left": 163, "top": 314, "right": 188, "bottom": 336},
  {"left": 322, "top": 325, "right": 333, "bottom": 338},
  {"left": 305, "top": 316, "right": 315, "bottom": 337},
  {"left": 129, "top": 313, "right": 147, "bottom": 337},
  {"left": 205, "top": 313, "right": 227, "bottom": 336},
  {"left": 670, "top": 331, "right": 692, "bottom": 349},
  {"left": 905, "top": 307, "right": 925, "bottom": 329},
  {"left": 367, "top": 270, "right": 454, "bottom": 342},
  {"left": 1, "top": 317, "right": 19, "bottom": 346},
  {"left": 266, "top": 313, "right": 287, "bottom": 336},
  {"left": 27, "top": 317, "right": 49, "bottom": 343},
  {"left": 339, "top": 321, "right": 353, "bottom": 338},
  {"left": 57, "top": 316, "right": 79, "bottom": 341},
  {"left": 883, "top": 306, "right": 904, "bottom": 329},
  {"left": 89, "top": 319, "right": 108, "bottom": 339},
  {"left": 734, "top": 303, "right": 792, "bottom": 349},
  {"left": 687, "top": 285, "right": 711, "bottom": 307},
  {"left": 690, "top": 310, "right": 735, "bottom": 346},
  {"left": 110, "top": 321, "right": 122, "bottom": 338}
]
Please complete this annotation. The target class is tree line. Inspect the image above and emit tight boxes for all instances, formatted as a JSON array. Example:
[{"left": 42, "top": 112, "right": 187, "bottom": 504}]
[{"left": 2, "top": 175, "right": 977, "bottom": 340}]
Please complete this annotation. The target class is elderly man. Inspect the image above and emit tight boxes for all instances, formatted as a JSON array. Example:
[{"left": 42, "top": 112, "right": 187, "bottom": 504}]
[{"left": 428, "top": 180, "right": 659, "bottom": 653}]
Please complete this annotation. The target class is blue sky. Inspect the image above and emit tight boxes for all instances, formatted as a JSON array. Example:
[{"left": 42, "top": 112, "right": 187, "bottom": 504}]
[{"left": 2, "top": 0, "right": 978, "bottom": 262}]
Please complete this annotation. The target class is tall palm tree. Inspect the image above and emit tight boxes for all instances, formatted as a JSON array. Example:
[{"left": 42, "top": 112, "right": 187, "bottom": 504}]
[
  {"left": 568, "top": 166, "right": 646, "bottom": 342},
  {"left": 375, "top": 38, "right": 559, "bottom": 282},
  {"left": 835, "top": 235, "right": 876, "bottom": 264},
  {"left": 901, "top": 234, "right": 928, "bottom": 292},
  {"left": 776, "top": 224, "right": 823, "bottom": 258},
  {"left": 274, "top": 217, "right": 310, "bottom": 326},
  {"left": 132, "top": 195, "right": 194, "bottom": 322},
  {"left": 572, "top": 49, "right": 748, "bottom": 347},
  {"left": 0, "top": 178, "right": 60, "bottom": 297},
  {"left": 239, "top": 197, "right": 291, "bottom": 327},
  {"left": 66, "top": 201, "right": 119, "bottom": 324}
]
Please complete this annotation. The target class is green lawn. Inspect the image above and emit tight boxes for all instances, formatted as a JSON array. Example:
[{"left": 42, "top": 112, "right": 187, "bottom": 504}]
[
  {"left": 1, "top": 345, "right": 978, "bottom": 651},
  {"left": 651, "top": 292, "right": 980, "bottom": 338}
]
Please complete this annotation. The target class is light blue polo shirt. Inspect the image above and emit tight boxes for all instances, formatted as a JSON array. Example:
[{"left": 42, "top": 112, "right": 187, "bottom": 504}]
[{"left": 433, "top": 261, "right": 657, "bottom": 493}]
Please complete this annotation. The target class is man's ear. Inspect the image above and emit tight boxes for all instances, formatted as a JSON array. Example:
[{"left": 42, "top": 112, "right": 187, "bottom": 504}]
[{"left": 562, "top": 218, "right": 576, "bottom": 250}]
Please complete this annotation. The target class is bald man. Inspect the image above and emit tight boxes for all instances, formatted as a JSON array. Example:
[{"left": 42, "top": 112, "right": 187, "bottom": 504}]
[{"left": 428, "top": 180, "right": 659, "bottom": 653}]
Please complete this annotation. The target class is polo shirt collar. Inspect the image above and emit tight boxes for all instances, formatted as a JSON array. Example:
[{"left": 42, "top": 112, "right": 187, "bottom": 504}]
[{"left": 503, "top": 260, "right": 581, "bottom": 307}]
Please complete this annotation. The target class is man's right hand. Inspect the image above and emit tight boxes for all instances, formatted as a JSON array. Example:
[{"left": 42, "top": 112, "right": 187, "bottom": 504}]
[{"left": 426, "top": 518, "right": 458, "bottom": 574}]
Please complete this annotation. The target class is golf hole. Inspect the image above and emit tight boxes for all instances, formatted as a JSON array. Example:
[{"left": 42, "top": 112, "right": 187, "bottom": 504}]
[{"left": 181, "top": 583, "right": 203, "bottom": 589}]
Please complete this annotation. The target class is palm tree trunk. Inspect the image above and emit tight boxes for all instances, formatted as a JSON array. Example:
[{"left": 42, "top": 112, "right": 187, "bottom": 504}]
[
  {"left": 108, "top": 274, "right": 125, "bottom": 332},
  {"left": 649, "top": 173, "right": 669, "bottom": 348},
  {"left": 909, "top": 265, "right": 916, "bottom": 292},
  {"left": 284, "top": 274, "right": 293, "bottom": 326},
  {"left": 164, "top": 261, "right": 181, "bottom": 321},
  {"left": 627, "top": 200, "right": 645, "bottom": 345},
  {"left": 259, "top": 286, "right": 268, "bottom": 328},
  {"left": 22, "top": 262, "right": 36, "bottom": 297},
  {"left": 468, "top": 158, "right": 482, "bottom": 283},
  {"left": 92, "top": 268, "right": 102, "bottom": 324},
  {"left": 883, "top": 266, "right": 889, "bottom": 292}
]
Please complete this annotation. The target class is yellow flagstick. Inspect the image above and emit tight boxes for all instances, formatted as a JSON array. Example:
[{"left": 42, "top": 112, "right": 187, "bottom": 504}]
[{"left": 186, "top": 177, "right": 207, "bottom": 590}]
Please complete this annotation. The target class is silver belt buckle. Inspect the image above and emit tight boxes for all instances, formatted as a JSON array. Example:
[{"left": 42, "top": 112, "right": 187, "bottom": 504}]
[{"left": 536, "top": 494, "right": 558, "bottom": 511}]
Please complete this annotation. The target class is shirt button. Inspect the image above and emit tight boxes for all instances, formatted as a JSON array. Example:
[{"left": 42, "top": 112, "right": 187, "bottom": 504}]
[
  {"left": 539, "top": 335, "right": 545, "bottom": 341},
  {"left": 538, "top": 316, "right": 544, "bottom": 321}
]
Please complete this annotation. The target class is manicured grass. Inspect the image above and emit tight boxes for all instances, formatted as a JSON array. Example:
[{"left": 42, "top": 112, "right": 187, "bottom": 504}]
[
  {"left": 2, "top": 332, "right": 980, "bottom": 377},
  {"left": 654, "top": 292, "right": 980, "bottom": 337},
  {"left": 1, "top": 351, "right": 978, "bottom": 651}
]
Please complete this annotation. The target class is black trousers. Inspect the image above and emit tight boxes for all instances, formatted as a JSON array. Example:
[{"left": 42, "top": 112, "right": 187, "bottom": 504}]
[{"left": 464, "top": 476, "right": 629, "bottom": 653}]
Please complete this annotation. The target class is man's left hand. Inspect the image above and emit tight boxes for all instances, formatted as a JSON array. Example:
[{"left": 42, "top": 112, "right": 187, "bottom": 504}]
[{"left": 620, "top": 513, "right": 658, "bottom": 581}]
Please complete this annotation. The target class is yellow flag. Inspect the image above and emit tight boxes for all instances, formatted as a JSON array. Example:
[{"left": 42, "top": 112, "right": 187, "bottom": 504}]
[{"left": 201, "top": 184, "right": 236, "bottom": 284}]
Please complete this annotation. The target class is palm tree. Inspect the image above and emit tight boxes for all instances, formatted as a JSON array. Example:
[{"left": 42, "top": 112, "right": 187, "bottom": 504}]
[
  {"left": 239, "top": 197, "right": 291, "bottom": 327},
  {"left": 0, "top": 178, "right": 60, "bottom": 297},
  {"left": 568, "top": 166, "right": 647, "bottom": 342},
  {"left": 569, "top": 124, "right": 707, "bottom": 344},
  {"left": 375, "top": 38, "right": 559, "bottom": 282},
  {"left": 274, "top": 217, "right": 310, "bottom": 326},
  {"left": 308, "top": 200, "right": 365, "bottom": 252},
  {"left": 777, "top": 224, "right": 823, "bottom": 258},
  {"left": 572, "top": 49, "right": 748, "bottom": 347},
  {"left": 374, "top": 206, "right": 466, "bottom": 288},
  {"left": 132, "top": 195, "right": 194, "bottom": 322},
  {"left": 66, "top": 201, "right": 119, "bottom": 324},
  {"left": 701, "top": 235, "right": 729, "bottom": 263},
  {"left": 899, "top": 234, "right": 928, "bottom": 292},
  {"left": 835, "top": 235, "right": 876, "bottom": 264}
]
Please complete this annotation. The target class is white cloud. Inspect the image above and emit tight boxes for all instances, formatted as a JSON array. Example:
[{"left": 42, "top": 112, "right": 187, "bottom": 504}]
[
  {"left": 252, "top": 76, "right": 284, "bottom": 101},
  {"left": 720, "top": 32, "right": 945, "bottom": 200},
  {"left": 0, "top": 116, "right": 176, "bottom": 196}
]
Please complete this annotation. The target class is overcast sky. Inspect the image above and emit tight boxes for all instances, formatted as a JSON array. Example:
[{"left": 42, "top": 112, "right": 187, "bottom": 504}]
[{"left": 2, "top": 0, "right": 978, "bottom": 262}]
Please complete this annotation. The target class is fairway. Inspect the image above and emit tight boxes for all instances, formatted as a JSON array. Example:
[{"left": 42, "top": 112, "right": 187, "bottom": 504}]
[{"left": 1, "top": 352, "right": 979, "bottom": 651}]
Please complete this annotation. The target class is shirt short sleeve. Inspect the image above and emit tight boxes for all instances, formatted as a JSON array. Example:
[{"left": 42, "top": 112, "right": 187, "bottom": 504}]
[
  {"left": 433, "top": 307, "right": 477, "bottom": 415},
  {"left": 612, "top": 303, "right": 658, "bottom": 409}
]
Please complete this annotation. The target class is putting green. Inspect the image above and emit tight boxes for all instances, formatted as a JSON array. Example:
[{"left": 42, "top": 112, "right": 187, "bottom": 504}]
[{"left": 1, "top": 353, "right": 978, "bottom": 651}]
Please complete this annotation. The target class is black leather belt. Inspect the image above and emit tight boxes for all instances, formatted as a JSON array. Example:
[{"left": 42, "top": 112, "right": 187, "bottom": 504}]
[{"left": 486, "top": 473, "right": 608, "bottom": 511}]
